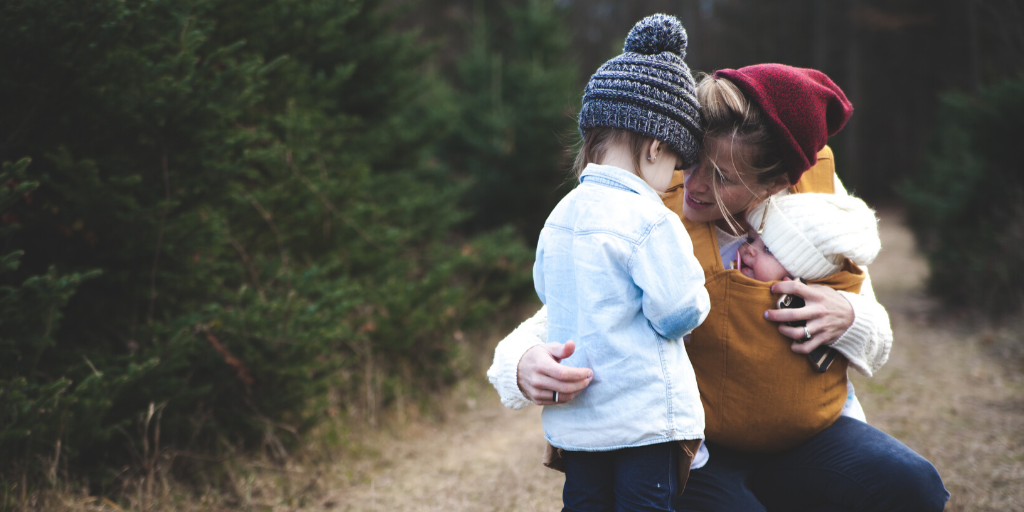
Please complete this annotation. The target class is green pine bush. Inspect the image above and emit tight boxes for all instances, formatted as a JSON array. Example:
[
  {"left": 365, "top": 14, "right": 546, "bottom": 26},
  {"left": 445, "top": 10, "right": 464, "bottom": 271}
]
[
  {"left": 0, "top": 0, "right": 537, "bottom": 488},
  {"left": 900, "top": 74, "right": 1024, "bottom": 317}
]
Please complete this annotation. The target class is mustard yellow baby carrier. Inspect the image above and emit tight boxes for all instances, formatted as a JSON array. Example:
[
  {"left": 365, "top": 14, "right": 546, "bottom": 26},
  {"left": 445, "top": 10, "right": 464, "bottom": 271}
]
[{"left": 661, "top": 146, "right": 864, "bottom": 453}]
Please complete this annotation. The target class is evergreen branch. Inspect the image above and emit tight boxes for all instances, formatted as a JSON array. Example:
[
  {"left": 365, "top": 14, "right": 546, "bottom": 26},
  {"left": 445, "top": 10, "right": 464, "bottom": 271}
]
[
  {"left": 239, "top": 190, "right": 290, "bottom": 276},
  {"left": 197, "top": 328, "right": 254, "bottom": 390},
  {"left": 222, "top": 218, "right": 267, "bottom": 303},
  {"left": 285, "top": 150, "right": 386, "bottom": 252}
]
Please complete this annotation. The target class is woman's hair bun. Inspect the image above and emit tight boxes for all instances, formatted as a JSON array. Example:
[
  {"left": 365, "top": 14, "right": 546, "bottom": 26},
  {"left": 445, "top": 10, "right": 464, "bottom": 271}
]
[{"left": 623, "top": 14, "right": 688, "bottom": 58}]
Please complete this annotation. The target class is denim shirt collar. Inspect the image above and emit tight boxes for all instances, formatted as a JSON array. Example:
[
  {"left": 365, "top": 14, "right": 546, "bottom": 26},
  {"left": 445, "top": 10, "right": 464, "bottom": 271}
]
[{"left": 580, "top": 163, "right": 662, "bottom": 204}]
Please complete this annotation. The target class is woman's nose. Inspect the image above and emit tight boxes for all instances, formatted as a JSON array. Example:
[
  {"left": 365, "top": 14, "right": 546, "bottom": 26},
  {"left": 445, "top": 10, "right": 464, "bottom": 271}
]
[{"left": 683, "top": 165, "right": 709, "bottom": 191}]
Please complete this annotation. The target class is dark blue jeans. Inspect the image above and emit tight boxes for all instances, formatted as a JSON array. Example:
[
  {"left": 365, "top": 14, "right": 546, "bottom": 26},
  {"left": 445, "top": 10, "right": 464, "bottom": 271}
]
[
  {"left": 675, "top": 417, "right": 949, "bottom": 511},
  {"left": 562, "top": 442, "right": 679, "bottom": 512}
]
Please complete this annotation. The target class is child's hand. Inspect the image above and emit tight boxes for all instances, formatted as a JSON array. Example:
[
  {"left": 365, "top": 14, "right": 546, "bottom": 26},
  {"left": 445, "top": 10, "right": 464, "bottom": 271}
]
[
  {"left": 517, "top": 341, "right": 593, "bottom": 405},
  {"left": 764, "top": 278, "right": 855, "bottom": 354}
]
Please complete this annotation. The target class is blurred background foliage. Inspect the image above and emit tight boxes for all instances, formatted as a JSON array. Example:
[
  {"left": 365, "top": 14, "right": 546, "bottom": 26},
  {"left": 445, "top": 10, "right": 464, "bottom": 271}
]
[
  {"left": 0, "top": 0, "right": 1021, "bottom": 497},
  {"left": 900, "top": 76, "right": 1024, "bottom": 317},
  {"left": 0, "top": 0, "right": 539, "bottom": 491}
]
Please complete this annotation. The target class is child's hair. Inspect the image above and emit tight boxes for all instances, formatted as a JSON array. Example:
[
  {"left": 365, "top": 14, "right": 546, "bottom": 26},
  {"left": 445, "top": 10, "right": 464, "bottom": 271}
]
[
  {"left": 695, "top": 74, "right": 788, "bottom": 231},
  {"left": 572, "top": 127, "right": 650, "bottom": 179}
]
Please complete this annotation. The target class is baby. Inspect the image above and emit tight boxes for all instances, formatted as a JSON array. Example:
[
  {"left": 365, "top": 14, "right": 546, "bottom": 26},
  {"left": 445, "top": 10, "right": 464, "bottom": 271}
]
[{"left": 739, "top": 192, "right": 881, "bottom": 421}]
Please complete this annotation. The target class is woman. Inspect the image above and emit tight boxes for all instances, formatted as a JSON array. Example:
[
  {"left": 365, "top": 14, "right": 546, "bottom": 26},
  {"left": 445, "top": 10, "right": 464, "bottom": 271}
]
[{"left": 487, "top": 17, "right": 948, "bottom": 512}]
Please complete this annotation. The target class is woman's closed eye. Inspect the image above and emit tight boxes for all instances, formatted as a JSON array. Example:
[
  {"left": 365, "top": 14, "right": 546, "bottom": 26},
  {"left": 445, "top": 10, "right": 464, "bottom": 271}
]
[{"left": 715, "top": 169, "right": 730, "bottom": 184}]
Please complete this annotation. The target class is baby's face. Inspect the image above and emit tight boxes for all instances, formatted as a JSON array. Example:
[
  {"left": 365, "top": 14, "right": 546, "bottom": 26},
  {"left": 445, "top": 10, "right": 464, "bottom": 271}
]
[{"left": 737, "top": 231, "right": 791, "bottom": 282}]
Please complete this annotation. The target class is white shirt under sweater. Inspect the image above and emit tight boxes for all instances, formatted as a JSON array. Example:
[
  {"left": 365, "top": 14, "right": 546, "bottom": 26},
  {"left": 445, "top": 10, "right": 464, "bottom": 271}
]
[{"left": 487, "top": 174, "right": 890, "bottom": 468}]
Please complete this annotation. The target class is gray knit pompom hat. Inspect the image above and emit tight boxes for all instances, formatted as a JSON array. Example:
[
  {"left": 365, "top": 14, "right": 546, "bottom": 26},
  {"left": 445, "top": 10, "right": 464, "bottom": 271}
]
[{"left": 579, "top": 14, "right": 702, "bottom": 167}]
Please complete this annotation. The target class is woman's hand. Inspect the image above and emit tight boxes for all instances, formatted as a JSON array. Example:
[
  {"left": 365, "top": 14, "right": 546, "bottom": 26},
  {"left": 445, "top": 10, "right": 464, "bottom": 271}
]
[
  {"left": 764, "top": 278, "right": 855, "bottom": 354},
  {"left": 517, "top": 341, "right": 593, "bottom": 405}
]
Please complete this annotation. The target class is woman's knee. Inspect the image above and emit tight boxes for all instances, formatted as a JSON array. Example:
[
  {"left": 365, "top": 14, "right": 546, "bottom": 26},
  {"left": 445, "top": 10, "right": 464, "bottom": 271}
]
[
  {"left": 842, "top": 418, "right": 949, "bottom": 510},
  {"left": 767, "top": 418, "right": 949, "bottom": 511},
  {"left": 871, "top": 448, "right": 949, "bottom": 511}
]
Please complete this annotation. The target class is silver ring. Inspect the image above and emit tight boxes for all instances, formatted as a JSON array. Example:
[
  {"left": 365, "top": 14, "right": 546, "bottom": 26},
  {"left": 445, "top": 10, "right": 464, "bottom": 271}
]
[
  {"left": 803, "top": 326, "right": 812, "bottom": 341},
  {"left": 552, "top": 391, "right": 559, "bottom": 403}
]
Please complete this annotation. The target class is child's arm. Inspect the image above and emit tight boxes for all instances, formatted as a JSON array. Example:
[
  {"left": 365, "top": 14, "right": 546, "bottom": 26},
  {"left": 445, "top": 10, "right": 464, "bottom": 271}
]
[{"left": 631, "top": 213, "right": 711, "bottom": 340}]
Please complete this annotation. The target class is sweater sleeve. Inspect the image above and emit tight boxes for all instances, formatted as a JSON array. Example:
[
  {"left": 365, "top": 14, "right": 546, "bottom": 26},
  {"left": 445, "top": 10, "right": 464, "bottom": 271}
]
[
  {"left": 827, "top": 173, "right": 893, "bottom": 377},
  {"left": 486, "top": 306, "right": 549, "bottom": 409},
  {"left": 831, "top": 267, "right": 892, "bottom": 377}
]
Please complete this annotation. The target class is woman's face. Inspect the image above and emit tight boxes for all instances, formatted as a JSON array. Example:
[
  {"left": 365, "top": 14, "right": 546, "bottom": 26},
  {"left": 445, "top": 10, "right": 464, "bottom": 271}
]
[{"left": 681, "top": 150, "right": 768, "bottom": 226}]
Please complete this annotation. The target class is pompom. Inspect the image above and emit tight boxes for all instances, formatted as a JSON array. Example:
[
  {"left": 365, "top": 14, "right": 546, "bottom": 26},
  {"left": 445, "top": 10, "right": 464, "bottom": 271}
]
[{"left": 623, "top": 14, "right": 688, "bottom": 57}]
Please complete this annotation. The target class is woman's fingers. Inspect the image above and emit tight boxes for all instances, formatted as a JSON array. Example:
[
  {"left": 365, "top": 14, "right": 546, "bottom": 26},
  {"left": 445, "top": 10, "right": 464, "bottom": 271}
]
[
  {"left": 776, "top": 314, "right": 844, "bottom": 350},
  {"left": 517, "top": 342, "right": 593, "bottom": 405},
  {"left": 764, "top": 304, "right": 824, "bottom": 324},
  {"left": 547, "top": 339, "right": 577, "bottom": 363},
  {"left": 765, "top": 281, "right": 855, "bottom": 350},
  {"left": 524, "top": 377, "right": 591, "bottom": 404},
  {"left": 778, "top": 323, "right": 830, "bottom": 353},
  {"left": 770, "top": 279, "right": 828, "bottom": 303},
  {"left": 524, "top": 374, "right": 591, "bottom": 404}
]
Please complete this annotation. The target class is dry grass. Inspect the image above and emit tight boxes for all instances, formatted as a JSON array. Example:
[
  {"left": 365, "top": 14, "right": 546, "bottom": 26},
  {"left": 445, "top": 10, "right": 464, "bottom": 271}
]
[
  {"left": 8, "top": 379, "right": 559, "bottom": 512},
  {"left": 12, "top": 209, "right": 1024, "bottom": 511}
]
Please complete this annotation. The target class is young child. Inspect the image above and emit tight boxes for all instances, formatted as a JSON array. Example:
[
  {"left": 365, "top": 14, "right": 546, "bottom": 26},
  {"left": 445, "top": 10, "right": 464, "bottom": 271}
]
[
  {"left": 739, "top": 192, "right": 881, "bottom": 421},
  {"left": 533, "top": 14, "right": 711, "bottom": 511}
]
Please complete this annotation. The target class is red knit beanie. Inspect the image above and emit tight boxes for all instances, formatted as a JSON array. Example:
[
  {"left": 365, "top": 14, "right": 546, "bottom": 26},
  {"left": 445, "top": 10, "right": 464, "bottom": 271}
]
[{"left": 714, "top": 64, "right": 853, "bottom": 185}]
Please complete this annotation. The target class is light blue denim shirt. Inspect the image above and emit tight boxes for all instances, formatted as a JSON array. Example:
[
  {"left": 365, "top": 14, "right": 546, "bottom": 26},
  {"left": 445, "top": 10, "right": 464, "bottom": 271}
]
[{"left": 535, "top": 163, "right": 711, "bottom": 451}]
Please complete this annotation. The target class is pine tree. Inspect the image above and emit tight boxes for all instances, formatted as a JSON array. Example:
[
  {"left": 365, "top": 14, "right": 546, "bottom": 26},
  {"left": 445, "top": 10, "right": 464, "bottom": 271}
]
[
  {"left": 900, "top": 75, "right": 1024, "bottom": 318},
  {"left": 0, "top": 0, "right": 532, "bottom": 484},
  {"left": 438, "top": 0, "right": 579, "bottom": 241}
]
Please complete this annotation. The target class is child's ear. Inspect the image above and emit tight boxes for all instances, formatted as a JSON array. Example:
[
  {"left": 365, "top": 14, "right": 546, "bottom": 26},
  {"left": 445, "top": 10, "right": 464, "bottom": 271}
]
[{"left": 647, "top": 138, "right": 663, "bottom": 160}]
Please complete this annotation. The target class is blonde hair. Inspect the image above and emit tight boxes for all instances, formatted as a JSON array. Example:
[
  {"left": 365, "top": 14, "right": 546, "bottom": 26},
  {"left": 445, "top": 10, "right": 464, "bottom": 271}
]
[
  {"left": 695, "top": 73, "right": 789, "bottom": 231},
  {"left": 572, "top": 127, "right": 650, "bottom": 179}
]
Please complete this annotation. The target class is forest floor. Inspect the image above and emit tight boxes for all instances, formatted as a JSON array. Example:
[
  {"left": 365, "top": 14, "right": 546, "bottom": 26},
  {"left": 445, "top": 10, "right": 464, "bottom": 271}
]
[{"left": 41, "top": 210, "right": 1024, "bottom": 511}]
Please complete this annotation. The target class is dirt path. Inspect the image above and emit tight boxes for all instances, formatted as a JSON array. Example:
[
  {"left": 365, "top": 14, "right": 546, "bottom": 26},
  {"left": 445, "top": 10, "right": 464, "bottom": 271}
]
[
  {"left": 851, "top": 209, "right": 1024, "bottom": 511},
  {"left": 321, "top": 211, "right": 1024, "bottom": 511}
]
